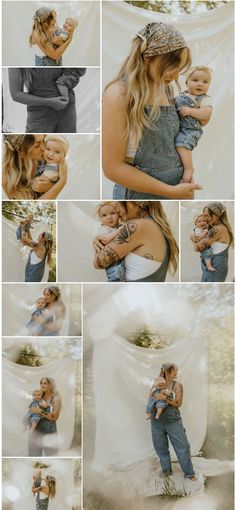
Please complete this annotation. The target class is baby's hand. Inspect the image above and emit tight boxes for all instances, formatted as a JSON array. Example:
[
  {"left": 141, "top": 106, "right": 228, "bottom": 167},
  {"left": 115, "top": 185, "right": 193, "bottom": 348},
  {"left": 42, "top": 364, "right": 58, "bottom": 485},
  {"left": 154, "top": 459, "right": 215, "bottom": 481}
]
[
  {"left": 181, "top": 168, "right": 194, "bottom": 184},
  {"left": 178, "top": 106, "right": 191, "bottom": 117}
]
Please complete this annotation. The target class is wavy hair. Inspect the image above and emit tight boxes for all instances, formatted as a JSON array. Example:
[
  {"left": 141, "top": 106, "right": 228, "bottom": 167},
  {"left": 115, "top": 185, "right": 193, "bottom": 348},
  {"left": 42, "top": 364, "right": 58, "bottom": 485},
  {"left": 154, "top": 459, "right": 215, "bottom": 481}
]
[
  {"left": 29, "top": 12, "right": 56, "bottom": 49},
  {"left": 45, "top": 475, "right": 56, "bottom": 499},
  {"left": 3, "top": 135, "right": 37, "bottom": 199},
  {"left": 204, "top": 206, "right": 234, "bottom": 247},
  {"left": 105, "top": 37, "right": 191, "bottom": 144},
  {"left": 40, "top": 377, "right": 61, "bottom": 408}
]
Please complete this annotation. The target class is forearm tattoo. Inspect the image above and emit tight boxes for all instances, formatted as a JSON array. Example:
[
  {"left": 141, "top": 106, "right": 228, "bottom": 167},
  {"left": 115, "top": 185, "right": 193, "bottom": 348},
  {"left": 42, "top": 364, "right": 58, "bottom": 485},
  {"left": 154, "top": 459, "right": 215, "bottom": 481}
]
[
  {"left": 197, "top": 239, "right": 210, "bottom": 252},
  {"left": 112, "top": 223, "right": 137, "bottom": 244},
  {"left": 96, "top": 246, "right": 120, "bottom": 268}
]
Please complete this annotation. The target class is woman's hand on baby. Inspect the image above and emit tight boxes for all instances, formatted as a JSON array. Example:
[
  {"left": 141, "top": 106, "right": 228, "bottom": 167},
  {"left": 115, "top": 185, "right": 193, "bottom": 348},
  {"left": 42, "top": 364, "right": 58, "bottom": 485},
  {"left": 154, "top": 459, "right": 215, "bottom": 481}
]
[
  {"left": 172, "top": 183, "right": 202, "bottom": 199},
  {"left": 49, "top": 96, "right": 69, "bottom": 111},
  {"left": 93, "top": 237, "right": 105, "bottom": 252},
  {"left": 32, "top": 175, "right": 53, "bottom": 193}
]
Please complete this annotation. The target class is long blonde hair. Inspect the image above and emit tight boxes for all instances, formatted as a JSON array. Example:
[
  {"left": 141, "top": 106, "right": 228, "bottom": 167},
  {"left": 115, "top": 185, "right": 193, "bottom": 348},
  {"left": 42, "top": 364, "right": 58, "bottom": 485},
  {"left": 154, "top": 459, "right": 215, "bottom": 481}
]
[
  {"left": 29, "top": 12, "right": 56, "bottom": 48},
  {"left": 3, "top": 135, "right": 37, "bottom": 199},
  {"left": 119, "top": 201, "right": 179, "bottom": 274},
  {"left": 105, "top": 38, "right": 191, "bottom": 144},
  {"left": 45, "top": 475, "right": 56, "bottom": 499}
]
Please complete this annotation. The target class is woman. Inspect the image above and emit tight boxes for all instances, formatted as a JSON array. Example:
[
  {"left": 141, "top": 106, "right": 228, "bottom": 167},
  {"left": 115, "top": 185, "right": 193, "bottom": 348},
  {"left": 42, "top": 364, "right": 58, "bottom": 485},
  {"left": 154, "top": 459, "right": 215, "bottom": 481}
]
[
  {"left": 32, "top": 286, "right": 66, "bottom": 336},
  {"left": 192, "top": 202, "right": 234, "bottom": 282},
  {"left": 3, "top": 134, "right": 67, "bottom": 199},
  {"left": 103, "top": 21, "right": 202, "bottom": 199},
  {"left": 94, "top": 201, "right": 178, "bottom": 282},
  {"left": 150, "top": 363, "right": 196, "bottom": 480},
  {"left": 32, "top": 474, "right": 56, "bottom": 509},
  {"left": 29, "top": 7, "right": 74, "bottom": 66},
  {"left": 29, "top": 377, "right": 61, "bottom": 457},
  {"left": 23, "top": 231, "right": 53, "bottom": 282},
  {"left": 8, "top": 67, "right": 86, "bottom": 133}
]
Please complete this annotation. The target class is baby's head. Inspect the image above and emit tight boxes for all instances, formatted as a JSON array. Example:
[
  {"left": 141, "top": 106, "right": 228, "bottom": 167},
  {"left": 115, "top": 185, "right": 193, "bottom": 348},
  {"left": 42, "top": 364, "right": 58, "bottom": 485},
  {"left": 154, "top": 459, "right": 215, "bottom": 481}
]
[
  {"left": 44, "top": 136, "right": 68, "bottom": 164},
  {"left": 36, "top": 297, "right": 46, "bottom": 309},
  {"left": 63, "top": 17, "right": 78, "bottom": 32},
  {"left": 156, "top": 376, "right": 167, "bottom": 389},
  {"left": 96, "top": 201, "right": 120, "bottom": 228},
  {"left": 195, "top": 214, "right": 208, "bottom": 229},
  {"left": 26, "top": 213, "right": 33, "bottom": 223},
  {"left": 32, "top": 389, "right": 43, "bottom": 401},
  {"left": 185, "top": 66, "right": 212, "bottom": 96}
]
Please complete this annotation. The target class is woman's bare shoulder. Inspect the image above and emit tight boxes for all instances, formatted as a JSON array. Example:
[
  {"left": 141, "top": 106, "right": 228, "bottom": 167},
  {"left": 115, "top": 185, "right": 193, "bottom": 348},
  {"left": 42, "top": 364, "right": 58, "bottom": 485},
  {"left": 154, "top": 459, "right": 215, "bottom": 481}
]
[
  {"left": 103, "top": 81, "right": 126, "bottom": 106},
  {"left": 174, "top": 380, "right": 183, "bottom": 391}
]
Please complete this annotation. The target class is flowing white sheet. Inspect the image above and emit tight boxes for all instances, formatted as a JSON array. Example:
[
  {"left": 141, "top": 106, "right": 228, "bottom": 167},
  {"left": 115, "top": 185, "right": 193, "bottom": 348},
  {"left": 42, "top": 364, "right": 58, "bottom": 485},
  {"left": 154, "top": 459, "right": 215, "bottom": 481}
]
[
  {"left": 2, "top": 284, "right": 72, "bottom": 336},
  {"left": 3, "top": 1, "right": 100, "bottom": 66},
  {"left": 2, "top": 134, "right": 100, "bottom": 200},
  {"left": 58, "top": 201, "right": 179, "bottom": 282},
  {"left": 2, "top": 459, "right": 75, "bottom": 510},
  {"left": 2, "top": 357, "right": 76, "bottom": 456},
  {"left": 84, "top": 284, "right": 208, "bottom": 471},
  {"left": 180, "top": 201, "right": 234, "bottom": 282},
  {"left": 2, "top": 216, "right": 52, "bottom": 282},
  {"left": 2, "top": 68, "right": 100, "bottom": 133},
  {"left": 102, "top": 2, "right": 234, "bottom": 200}
]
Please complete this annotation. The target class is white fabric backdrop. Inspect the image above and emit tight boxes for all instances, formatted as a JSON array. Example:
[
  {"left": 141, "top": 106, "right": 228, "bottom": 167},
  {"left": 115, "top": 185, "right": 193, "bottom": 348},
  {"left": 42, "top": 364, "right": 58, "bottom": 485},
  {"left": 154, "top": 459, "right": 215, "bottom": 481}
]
[
  {"left": 180, "top": 201, "right": 234, "bottom": 282},
  {"left": 3, "top": 1, "right": 100, "bottom": 66},
  {"left": 83, "top": 284, "right": 207, "bottom": 470},
  {"left": 2, "top": 357, "right": 76, "bottom": 456},
  {"left": 2, "top": 216, "right": 52, "bottom": 282},
  {"left": 2, "top": 135, "right": 100, "bottom": 200},
  {"left": 2, "top": 68, "right": 100, "bottom": 133},
  {"left": 102, "top": 2, "right": 234, "bottom": 200},
  {"left": 2, "top": 459, "right": 75, "bottom": 510},
  {"left": 58, "top": 201, "right": 179, "bottom": 282},
  {"left": 2, "top": 284, "right": 71, "bottom": 336}
]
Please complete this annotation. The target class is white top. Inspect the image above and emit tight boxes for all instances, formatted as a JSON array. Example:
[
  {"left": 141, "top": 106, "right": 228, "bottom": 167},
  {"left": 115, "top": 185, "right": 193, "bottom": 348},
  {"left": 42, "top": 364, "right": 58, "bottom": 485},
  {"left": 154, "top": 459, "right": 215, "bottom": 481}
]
[
  {"left": 98, "top": 225, "right": 116, "bottom": 234},
  {"left": 39, "top": 481, "right": 48, "bottom": 500},
  {"left": 32, "top": 44, "right": 45, "bottom": 57},
  {"left": 211, "top": 242, "right": 228, "bottom": 254},
  {"left": 126, "top": 130, "right": 137, "bottom": 159},
  {"left": 193, "top": 227, "right": 206, "bottom": 236},
  {"left": 186, "top": 92, "right": 213, "bottom": 107},
  {"left": 125, "top": 252, "right": 161, "bottom": 281},
  {"left": 30, "top": 251, "right": 43, "bottom": 265}
]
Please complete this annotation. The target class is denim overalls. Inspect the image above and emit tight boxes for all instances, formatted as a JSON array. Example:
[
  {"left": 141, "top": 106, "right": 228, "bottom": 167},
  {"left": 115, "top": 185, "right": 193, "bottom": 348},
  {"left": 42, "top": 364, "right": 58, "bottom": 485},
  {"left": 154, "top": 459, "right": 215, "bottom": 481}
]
[
  {"left": 151, "top": 382, "right": 195, "bottom": 478},
  {"left": 113, "top": 91, "right": 183, "bottom": 199},
  {"left": 28, "top": 401, "right": 58, "bottom": 457},
  {"left": 105, "top": 260, "right": 126, "bottom": 282},
  {"left": 25, "top": 251, "right": 47, "bottom": 282},
  {"left": 25, "top": 68, "right": 86, "bottom": 133},
  {"left": 201, "top": 246, "right": 229, "bottom": 282},
  {"left": 36, "top": 492, "right": 49, "bottom": 510},
  {"left": 35, "top": 55, "right": 62, "bottom": 67},
  {"left": 131, "top": 238, "right": 170, "bottom": 282},
  {"left": 175, "top": 93, "right": 206, "bottom": 150},
  {"left": 26, "top": 308, "right": 44, "bottom": 335}
]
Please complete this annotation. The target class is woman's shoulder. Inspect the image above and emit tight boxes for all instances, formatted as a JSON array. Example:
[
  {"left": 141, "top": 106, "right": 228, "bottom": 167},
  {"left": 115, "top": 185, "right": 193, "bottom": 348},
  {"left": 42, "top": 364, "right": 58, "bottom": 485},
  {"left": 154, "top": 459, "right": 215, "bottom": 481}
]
[{"left": 103, "top": 81, "right": 126, "bottom": 106}]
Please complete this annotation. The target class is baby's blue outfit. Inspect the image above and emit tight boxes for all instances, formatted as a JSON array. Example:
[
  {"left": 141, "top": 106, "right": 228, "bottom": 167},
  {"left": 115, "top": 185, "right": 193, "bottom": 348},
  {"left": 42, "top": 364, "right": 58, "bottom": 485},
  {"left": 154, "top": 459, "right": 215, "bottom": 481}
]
[
  {"left": 193, "top": 227, "right": 212, "bottom": 264},
  {"left": 23, "top": 399, "right": 46, "bottom": 426},
  {"left": 98, "top": 225, "right": 126, "bottom": 282},
  {"left": 146, "top": 387, "right": 174, "bottom": 413},
  {"left": 26, "top": 308, "right": 44, "bottom": 335},
  {"left": 36, "top": 161, "right": 59, "bottom": 182},
  {"left": 55, "top": 28, "right": 69, "bottom": 40},
  {"left": 175, "top": 92, "right": 208, "bottom": 150}
]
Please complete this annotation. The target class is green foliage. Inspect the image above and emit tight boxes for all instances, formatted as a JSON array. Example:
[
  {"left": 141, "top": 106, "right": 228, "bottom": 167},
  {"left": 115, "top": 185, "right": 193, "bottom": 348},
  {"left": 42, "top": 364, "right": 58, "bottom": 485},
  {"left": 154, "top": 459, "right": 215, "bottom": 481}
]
[
  {"left": 129, "top": 326, "right": 167, "bottom": 349},
  {"left": 15, "top": 344, "right": 44, "bottom": 366},
  {"left": 2, "top": 200, "right": 56, "bottom": 224},
  {"left": 125, "top": 0, "right": 228, "bottom": 14},
  {"left": 202, "top": 385, "right": 234, "bottom": 459},
  {"left": 33, "top": 462, "right": 50, "bottom": 469}
]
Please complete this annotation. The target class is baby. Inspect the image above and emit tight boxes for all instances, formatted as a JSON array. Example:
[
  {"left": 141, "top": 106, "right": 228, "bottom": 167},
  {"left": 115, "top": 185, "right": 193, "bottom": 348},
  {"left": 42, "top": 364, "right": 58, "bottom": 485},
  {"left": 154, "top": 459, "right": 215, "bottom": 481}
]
[
  {"left": 54, "top": 17, "right": 78, "bottom": 42},
  {"left": 96, "top": 202, "right": 125, "bottom": 282},
  {"left": 26, "top": 297, "right": 47, "bottom": 336},
  {"left": 23, "top": 389, "right": 48, "bottom": 432},
  {"left": 32, "top": 469, "right": 42, "bottom": 497},
  {"left": 192, "top": 214, "right": 215, "bottom": 272},
  {"left": 175, "top": 66, "right": 213, "bottom": 183},
  {"left": 146, "top": 376, "right": 175, "bottom": 420},
  {"left": 16, "top": 213, "right": 34, "bottom": 242},
  {"left": 36, "top": 136, "right": 68, "bottom": 184}
]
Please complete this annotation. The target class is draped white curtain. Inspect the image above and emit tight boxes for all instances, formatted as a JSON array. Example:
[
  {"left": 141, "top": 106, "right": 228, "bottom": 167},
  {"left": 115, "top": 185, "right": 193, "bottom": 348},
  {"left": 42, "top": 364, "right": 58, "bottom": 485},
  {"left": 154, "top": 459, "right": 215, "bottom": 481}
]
[
  {"left": 2, "top": 68, "right": 100, "bottom": 133},
  {"left": 180, "top": 201, "right": 234, "bottom": 282},
  {"left": 2, "top": 459, "right": 75, "bottom": 510},
  {"left": 58, "top": 201, "right": 179, "bottom": 282},
  {"left": 102, "top": 2, "right": 234, "bottom": 200},
  {"left": 2, "top": 216, "right": 52, "bottom": 282},
  {"left": 2, "top": 135, "right": 100, "bottom": 200},
  {"left": 2, "top": 356, "right": 76, "bottom": 456},
  {"left": 3, "top": 1, "right": 100, "bottom": 66},
  {"left": 2, "top": 284, "right": 72, "bottom": 336}
]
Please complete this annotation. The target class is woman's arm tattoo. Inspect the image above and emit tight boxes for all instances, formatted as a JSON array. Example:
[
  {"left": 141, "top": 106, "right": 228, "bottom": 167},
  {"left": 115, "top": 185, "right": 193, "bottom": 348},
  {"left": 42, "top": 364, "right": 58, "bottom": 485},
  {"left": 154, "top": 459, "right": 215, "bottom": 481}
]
[
  {"left": 95, "top": 246, "right": 120, "bottom": 268},
  {"left": 112, "top": 223, "right": 137, "bottom": 244}
]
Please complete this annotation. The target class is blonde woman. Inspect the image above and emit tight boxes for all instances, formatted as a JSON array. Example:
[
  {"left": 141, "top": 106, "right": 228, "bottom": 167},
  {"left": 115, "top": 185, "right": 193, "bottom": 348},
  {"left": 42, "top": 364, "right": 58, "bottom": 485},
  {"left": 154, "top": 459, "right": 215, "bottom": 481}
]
[
  {"left": 3, "top": 134, "right": 68, "bottom": 199},
  {"left": 30, "top": 7, "right": 74, "bottom": 66},
  {"left": 32, "top": 473, "right": 56, "bottom": 509},
  {"left": 94, "top": 201, "right": 178, "bottom": 282},
  {"left": 103, "top": 21, "right": 202, "bottom": 199}
]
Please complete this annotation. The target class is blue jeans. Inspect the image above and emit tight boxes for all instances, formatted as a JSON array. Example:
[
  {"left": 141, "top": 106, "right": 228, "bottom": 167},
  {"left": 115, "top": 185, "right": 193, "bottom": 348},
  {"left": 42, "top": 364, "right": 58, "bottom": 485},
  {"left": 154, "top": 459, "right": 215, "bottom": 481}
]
[
  {"left": 35, "top": 55, "right": 62, "bottom": 67},
  {"left": 26, "top": 101, "right": 76, "bottom": 133},
  {"left": 105, "top": 260, "right": 125, "bottom": 282},
  {"left": 201, "top": 247, "right": 229, "bottom": 282},
  {"left": 151, "top": 412, "right": 195, "bottom": 477}
]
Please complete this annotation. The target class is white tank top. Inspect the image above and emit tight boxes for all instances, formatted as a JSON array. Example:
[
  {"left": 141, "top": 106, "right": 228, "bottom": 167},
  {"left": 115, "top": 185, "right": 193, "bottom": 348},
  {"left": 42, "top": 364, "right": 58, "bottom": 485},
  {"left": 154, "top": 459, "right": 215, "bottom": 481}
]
[
  {"left": 30, "top": 251, "right": 43, "bottom": 264},
  {"left": 211, "top": 242, "right": 228, "bottom": 254},
  {"left": 32, "top": 44, "right": 45, "bottom": 57},
  {"left": 125, "top": 253, "right": 161, "bottom": 281},
  {"left": 39, "top": 481, "right": 48, "bottom": 500}
]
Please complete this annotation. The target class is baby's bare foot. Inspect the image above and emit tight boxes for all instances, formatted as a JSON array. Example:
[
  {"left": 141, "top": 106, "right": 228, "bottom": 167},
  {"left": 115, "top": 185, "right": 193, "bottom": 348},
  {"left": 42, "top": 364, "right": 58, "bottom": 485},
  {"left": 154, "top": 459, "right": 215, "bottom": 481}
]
[{"left": 207, "top": 266, "right": 216, "bottom": 272}]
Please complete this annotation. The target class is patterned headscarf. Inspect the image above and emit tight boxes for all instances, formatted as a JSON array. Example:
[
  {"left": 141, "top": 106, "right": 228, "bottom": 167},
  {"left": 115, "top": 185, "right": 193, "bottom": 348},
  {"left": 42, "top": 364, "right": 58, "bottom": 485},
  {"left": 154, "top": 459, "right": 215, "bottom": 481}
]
[
  {"left": 34, "top": 8, "right": 54, "bottom": 23},
  {"left": 3, "top": 135, "right": 25, "bottom": 152},
  {"left": 135, "top": 21, "right": 186, "bottom": 58},
  {"left": 161, "top": 363, "right": 177, "bottom": 373},
  {"left": 45, "top": 286, "right": 61, "bottom": 298},
  {"left": 207, "top": 202, "right": 226, "bottom": 218},
  {"left": 132, "top": 201, "right": 150, "bottom": 210}
]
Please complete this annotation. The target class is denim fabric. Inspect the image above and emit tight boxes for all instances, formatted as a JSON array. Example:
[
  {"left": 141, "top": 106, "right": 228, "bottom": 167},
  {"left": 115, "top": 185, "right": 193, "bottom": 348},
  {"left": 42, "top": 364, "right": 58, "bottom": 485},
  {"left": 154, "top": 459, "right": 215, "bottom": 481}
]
[
  {"left": 175, "top": 93, "right": 204, "bottom": 150},
  {"left": 131, "top": 237, "right": 170, "bottom": 282},
  {"left": 36, "top": 494, "right": 49, "bottom": 510},
  {"left": 35, "top": 55, "right": 62, "bottom": 67},
  {"left": 146, "top": 396, "right": 168, "bottom": 413},
  {"left": 105, "top": 260, "right": 126, "bottom": 282},
  {"left": 201, "top": 247, "right": 229, "bottom": 282},
  {"left": 200, "top": 247, "right": 212, "bottom": 262},
  {"left": 151, "top": 405, "right": 195, "bottom": 477},
  {"left": 113, "top": 105, "right": 183, "bottom": 200},
  {"left": 25, "top": 252, "right": 46, "bottom": 282},
  {"left": 26, "top": 101, "right": 76, "bottom": 133},
  {"left": 29, "top": 400, "right": 44, "bottom": 423},
  {"left": 26, "top": 309, "right": 44, "bottom": 335},
  {"left": 28, "top": 402, "right": 58, "bottom": 456}
]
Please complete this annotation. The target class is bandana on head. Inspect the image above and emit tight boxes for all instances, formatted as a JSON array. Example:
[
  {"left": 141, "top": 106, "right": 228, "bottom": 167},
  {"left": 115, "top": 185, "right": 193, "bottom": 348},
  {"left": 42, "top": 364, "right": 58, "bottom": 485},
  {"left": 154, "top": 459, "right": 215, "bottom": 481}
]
[
  {"left": 207, "top": 202, "right": 226, "bottom": 218},
  {"left": 34, "top": 8, "right": 53, "bottom": 23},
  {"left": 135, "top": 21, "right": 186, "bottom": 58},
  {"left": 132, "top": 201, "right": 149, "bottom": 210}
]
